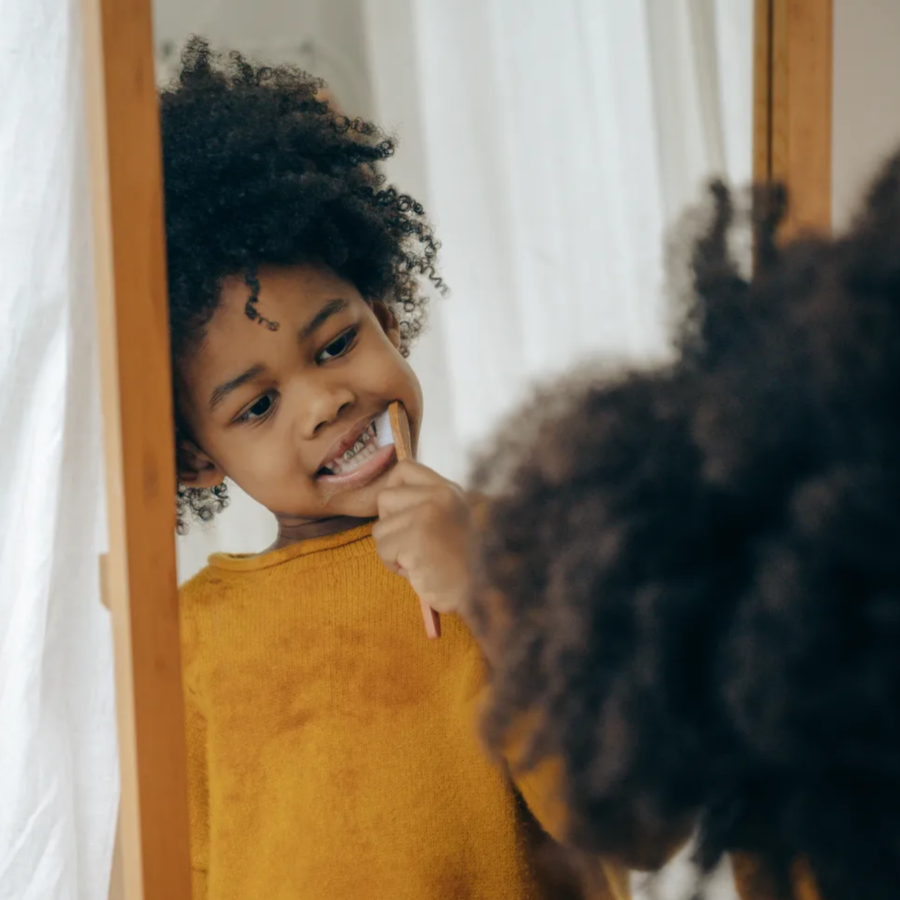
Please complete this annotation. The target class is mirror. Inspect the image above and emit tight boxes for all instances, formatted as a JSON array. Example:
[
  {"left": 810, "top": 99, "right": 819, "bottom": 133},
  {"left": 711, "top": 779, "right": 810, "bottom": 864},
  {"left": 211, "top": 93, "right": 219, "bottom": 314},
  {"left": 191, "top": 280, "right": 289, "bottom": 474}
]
[
  {"left": 143, "top": 3, "right": 754, "bottom": 899},
  {"left": 150, "top": 2, "right": 753, "bottom": 585}
]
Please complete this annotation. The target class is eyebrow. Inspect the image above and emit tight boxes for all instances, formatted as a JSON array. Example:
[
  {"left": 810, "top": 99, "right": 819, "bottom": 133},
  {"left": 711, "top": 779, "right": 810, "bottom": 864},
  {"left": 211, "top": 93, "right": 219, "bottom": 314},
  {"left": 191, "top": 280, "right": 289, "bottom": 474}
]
[
  {"left": 207, "top": 299, "right": 349, "bottom": 411},
  {"left": 300, "top": 298, "right": 349, "bottom": 342},
  {"left": 209, "top": 364, "right": 266, "bottom": 411}
]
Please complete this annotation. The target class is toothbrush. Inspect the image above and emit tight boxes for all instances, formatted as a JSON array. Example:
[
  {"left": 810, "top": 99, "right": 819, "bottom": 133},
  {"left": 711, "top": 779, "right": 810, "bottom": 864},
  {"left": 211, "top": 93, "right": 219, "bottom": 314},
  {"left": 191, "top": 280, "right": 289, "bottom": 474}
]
[{"left": 376, "top": 402, "right": 442, "bottom": 640}]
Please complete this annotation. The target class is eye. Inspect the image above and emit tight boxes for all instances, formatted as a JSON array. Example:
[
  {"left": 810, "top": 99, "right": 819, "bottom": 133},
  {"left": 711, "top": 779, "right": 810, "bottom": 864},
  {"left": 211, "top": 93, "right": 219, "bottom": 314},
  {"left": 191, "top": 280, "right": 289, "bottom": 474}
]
[
  {"left": 236, "top": 391, "right": 277, "bottom": 424},
  {"left": 317, "top": 328, "right": 358, "bottom": 363}
]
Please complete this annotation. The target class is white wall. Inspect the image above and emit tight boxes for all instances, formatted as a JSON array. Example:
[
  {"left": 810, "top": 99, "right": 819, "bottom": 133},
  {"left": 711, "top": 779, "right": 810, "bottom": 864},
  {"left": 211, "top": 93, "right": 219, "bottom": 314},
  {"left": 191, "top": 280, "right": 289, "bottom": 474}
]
[{"left": 832, "top": 0, "right": 900, "bottom": 228}]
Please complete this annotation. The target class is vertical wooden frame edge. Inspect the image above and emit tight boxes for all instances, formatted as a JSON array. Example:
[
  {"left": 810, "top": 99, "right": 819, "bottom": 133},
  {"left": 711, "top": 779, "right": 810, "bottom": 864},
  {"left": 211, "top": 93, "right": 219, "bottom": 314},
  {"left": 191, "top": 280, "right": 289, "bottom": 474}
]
[{"left": 80, "top": 0, "right": 193, "bottom": 897}]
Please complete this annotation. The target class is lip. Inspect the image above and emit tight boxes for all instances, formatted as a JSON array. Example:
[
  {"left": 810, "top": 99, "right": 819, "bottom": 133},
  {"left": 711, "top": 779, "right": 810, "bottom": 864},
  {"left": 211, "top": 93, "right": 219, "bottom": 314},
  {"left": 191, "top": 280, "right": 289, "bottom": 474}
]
[
  {"left": 316, "top": 442, "right": 396, "bottom": 491},
  {"left": 316, "top": 414, "right": 382, "bottom": 475}
]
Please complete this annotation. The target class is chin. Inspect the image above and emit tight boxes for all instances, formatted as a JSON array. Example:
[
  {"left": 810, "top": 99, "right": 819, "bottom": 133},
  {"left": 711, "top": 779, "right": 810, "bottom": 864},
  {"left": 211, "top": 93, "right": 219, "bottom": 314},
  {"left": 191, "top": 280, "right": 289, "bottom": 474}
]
[
  {"left": 315, "top": 450, "right": 397, "bottom": 516},
  {"left": 322, "top": 481, "right": 385, "bottom": 520}
]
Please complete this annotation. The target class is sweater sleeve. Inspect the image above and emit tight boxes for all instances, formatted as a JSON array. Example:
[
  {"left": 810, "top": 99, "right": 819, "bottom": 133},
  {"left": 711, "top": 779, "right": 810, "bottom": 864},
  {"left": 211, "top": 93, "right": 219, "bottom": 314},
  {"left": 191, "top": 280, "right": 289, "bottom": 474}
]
[
  {"left": 499, "top": 709, "right": 690, "bottom": 876},
  {"left": 180, "top": 579, "right": 210, "bottom": 898},
  {"left": 184, "top": 684, "right": 209, "bottom": 899}
]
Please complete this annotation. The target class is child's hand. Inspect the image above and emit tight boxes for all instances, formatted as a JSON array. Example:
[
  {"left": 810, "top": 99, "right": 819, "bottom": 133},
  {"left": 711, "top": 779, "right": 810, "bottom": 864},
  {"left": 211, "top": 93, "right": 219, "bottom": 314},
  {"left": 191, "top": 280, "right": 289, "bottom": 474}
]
[{"left": 373, "top": 461, "right": 474, "bottom": 619}]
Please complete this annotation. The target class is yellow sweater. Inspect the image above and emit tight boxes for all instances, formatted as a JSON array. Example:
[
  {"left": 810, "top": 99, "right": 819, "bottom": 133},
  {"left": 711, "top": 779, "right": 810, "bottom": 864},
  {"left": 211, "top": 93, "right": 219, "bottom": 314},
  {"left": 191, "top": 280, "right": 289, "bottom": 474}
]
[{"left": 179, "top": 524, "right": 627, "bottom": 900}]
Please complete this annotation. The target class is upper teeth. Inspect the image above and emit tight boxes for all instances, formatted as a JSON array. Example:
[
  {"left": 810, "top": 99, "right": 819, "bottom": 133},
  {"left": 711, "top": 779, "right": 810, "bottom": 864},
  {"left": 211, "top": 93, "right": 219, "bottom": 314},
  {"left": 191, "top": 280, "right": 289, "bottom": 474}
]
[
  {"left": 324, "top": 423, "right": 376, "bottom": 475},
  {"left": 343, "top": 429, "right": 371, "bottom": 461}
]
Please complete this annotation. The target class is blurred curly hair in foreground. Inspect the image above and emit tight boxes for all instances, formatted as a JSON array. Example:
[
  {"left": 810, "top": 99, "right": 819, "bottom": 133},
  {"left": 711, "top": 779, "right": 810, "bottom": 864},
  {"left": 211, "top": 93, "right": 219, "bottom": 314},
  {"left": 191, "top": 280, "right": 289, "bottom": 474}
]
[{"left": 471, "top": 153, "right": 900, "bottom": 900}]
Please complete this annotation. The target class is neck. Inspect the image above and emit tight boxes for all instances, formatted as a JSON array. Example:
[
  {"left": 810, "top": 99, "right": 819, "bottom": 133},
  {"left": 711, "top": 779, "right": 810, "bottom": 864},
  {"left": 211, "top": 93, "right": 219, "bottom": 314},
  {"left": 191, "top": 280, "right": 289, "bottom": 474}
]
[{"left": 268, "top": 513, "right": 375, "bottom": 550}]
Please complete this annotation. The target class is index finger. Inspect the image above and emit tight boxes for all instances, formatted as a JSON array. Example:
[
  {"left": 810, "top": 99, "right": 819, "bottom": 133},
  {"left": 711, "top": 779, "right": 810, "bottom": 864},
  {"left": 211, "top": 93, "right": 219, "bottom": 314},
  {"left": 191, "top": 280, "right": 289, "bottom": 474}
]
[{"left": 383, "top": 459, "right": 443, "bottom": 489}]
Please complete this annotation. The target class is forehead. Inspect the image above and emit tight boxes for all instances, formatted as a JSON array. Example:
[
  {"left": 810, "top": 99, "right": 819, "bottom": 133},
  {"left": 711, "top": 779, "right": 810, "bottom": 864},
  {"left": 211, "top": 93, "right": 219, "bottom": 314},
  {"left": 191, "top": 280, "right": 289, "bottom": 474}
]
[
  {"left": 180, "top": 264, "right": 362, "bottom": 388},
  {"left": 217, "top": 265, "right": 356, "bottom": 331}
]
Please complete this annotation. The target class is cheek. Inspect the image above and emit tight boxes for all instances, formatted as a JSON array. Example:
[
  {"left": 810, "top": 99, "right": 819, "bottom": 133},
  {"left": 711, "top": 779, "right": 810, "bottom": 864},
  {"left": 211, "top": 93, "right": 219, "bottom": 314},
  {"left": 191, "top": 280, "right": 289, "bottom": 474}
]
[
  {"left": 368, "top": 357, "right": 423, "bottom": 445},
  {"left": 360, "top": 342, "right": 422, "bottom": 407},
  {"left": 398, "top": 360, "right": 424, "bottom": 437},
  {"left": 213, "top": 428, "right": 299, "bottom": 491}
]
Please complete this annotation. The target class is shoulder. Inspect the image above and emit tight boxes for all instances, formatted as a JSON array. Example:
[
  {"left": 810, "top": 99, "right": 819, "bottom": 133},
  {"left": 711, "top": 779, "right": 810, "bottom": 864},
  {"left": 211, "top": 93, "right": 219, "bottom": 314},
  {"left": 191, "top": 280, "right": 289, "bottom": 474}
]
[
  {"left": 178, "top": 565, "right": 234, "bottom": 695},
  {"left": 179, "top": 565, "right": 227, "bottom": 610},
  {"left": 178, "top": 565, "right": 233, "bottom": 651}
]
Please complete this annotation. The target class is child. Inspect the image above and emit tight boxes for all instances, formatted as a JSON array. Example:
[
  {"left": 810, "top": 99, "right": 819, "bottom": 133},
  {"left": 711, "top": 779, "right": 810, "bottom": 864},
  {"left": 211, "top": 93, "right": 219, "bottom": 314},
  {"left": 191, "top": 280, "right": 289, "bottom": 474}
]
[
  {"left": 469, "top": 158, "right": 900, "bottom": 900},
  {"left": 161, "top": 39, "right": 623, "bottom": 900}
]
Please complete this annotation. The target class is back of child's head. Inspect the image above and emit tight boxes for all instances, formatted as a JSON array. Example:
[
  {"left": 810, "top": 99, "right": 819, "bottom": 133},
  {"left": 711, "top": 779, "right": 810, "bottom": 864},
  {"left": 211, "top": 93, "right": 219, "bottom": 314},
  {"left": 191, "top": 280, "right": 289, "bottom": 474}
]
[
  {"left": 159, "top": 38, "right": 441, "bottom": 527},
  {"left": 471, "top": 154, "right": 900, "bottom": 899}
]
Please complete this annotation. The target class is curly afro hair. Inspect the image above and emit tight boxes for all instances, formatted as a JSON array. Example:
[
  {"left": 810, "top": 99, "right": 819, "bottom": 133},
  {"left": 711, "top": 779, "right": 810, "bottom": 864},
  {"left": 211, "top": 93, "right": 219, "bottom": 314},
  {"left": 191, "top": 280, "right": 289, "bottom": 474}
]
[
  {"left": 471, "top": 153, "right": 900, "bottom": 900},
  {"left": 160, "top": 37, "right": 443, "bottom": 529}
]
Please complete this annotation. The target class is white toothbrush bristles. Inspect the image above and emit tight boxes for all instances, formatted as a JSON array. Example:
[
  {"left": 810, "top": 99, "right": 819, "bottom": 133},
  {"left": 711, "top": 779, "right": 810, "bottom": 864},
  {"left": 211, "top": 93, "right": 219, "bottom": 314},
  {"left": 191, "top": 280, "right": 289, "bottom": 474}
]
[{"left": 375, "top": 409, "right": 394, "bottom": 448}]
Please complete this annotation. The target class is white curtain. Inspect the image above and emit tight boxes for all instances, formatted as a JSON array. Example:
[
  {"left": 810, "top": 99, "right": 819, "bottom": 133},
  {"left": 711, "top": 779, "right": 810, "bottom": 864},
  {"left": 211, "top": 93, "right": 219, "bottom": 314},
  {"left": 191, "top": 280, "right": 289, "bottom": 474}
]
[
  {"left": 365, "top": 0, "right": 751, "bottom": 468},
  {"left": 363, "top": 5, "right": 750, "bottom": 896},
  {"left": 0, "top": 1, "right": 118, "bottom": 898}
]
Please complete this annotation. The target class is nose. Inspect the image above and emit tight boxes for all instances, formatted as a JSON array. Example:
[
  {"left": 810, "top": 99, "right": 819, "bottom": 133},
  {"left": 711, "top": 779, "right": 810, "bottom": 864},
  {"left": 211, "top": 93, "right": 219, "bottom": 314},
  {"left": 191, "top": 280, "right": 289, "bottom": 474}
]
[{"left": 301, "top": 380, "right": 356, "bottom": 439}]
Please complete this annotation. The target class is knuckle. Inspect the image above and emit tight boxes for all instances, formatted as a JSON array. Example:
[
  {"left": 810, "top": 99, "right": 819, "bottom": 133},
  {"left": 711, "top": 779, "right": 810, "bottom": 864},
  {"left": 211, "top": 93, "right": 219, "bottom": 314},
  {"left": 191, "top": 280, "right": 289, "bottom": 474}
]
[
  {"left": 436, "top": 484, "right": 457, "bottom": 507},
  {"left": 420, "top": 500, "right": 444, "bottom": 528}
]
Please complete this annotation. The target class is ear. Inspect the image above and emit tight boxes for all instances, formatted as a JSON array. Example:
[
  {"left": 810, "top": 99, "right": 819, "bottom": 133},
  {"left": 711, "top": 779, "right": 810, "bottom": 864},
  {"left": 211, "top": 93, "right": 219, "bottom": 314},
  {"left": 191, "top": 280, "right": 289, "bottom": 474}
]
[
  {"left": 372, "top": 301, "right": 402, "bottom": 350},
  {"left": 177, "top": 439, "right": 225, "bottom": 490}
]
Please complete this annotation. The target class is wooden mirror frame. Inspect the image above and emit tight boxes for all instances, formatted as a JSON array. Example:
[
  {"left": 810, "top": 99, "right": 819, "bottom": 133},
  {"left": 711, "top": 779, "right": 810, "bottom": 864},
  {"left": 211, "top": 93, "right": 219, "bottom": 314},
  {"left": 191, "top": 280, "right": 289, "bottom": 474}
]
[
  {"left": 83, "top": 2, "right": 833, "bottom": 898},
  {"left": 83, "top": 0, "right": 192, "bottom": 897},
  {"left": 754, "top": 0, "right": 833, "bottom": 235}
]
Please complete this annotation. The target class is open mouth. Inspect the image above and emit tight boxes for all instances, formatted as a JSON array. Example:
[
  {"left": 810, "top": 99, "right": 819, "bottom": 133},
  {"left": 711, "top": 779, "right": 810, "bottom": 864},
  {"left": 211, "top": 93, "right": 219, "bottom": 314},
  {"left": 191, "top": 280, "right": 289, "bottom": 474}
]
[{"left": 316, "top": 419, "right": 386, "bottom": 479}]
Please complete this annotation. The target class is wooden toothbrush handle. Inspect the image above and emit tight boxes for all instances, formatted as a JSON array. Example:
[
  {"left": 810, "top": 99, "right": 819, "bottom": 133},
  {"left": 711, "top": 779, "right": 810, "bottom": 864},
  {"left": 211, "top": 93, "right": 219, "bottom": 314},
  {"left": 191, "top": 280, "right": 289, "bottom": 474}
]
[
  {"left": 388, "top": 402, "right": 412, "bottom": 462},
  {"left": 419, "top": 603, "right": 442, "bottom": 640},
  {"left": 388, "top": 402, "right": 442, "bottom": 640}
]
